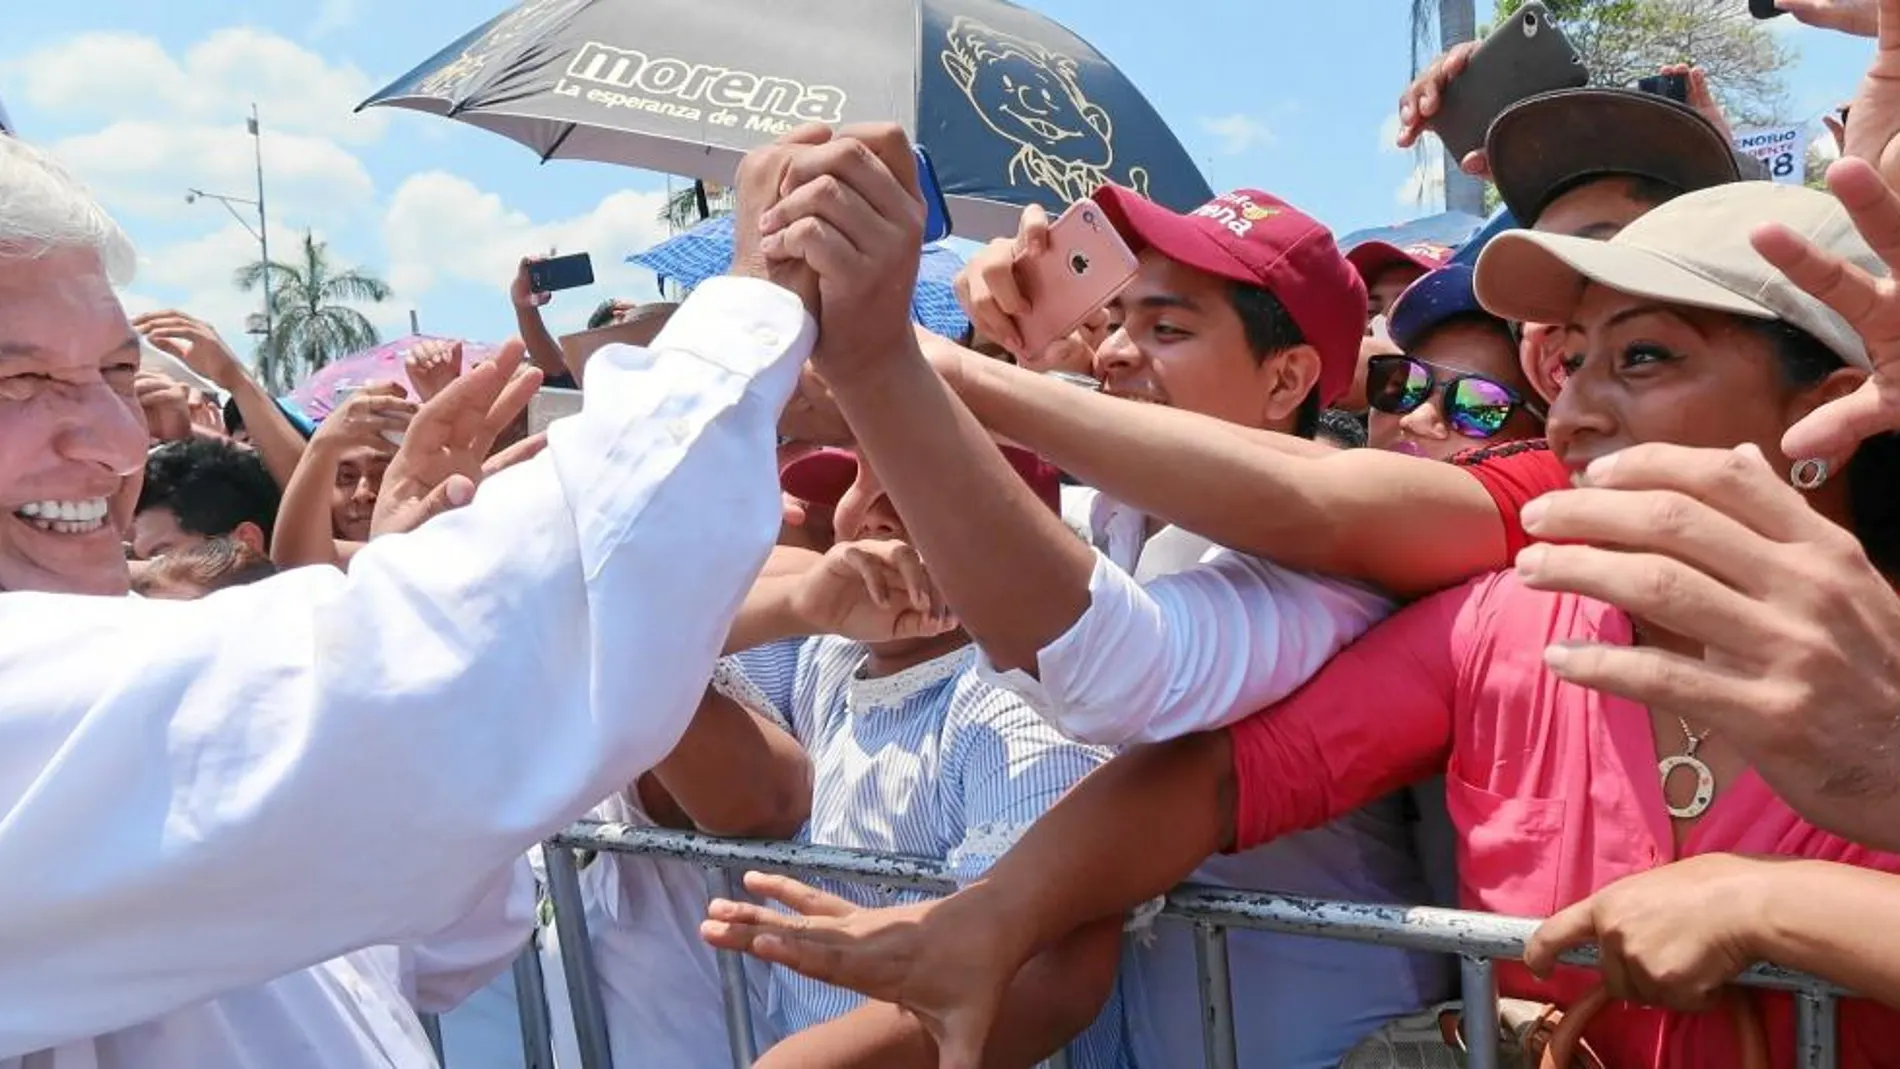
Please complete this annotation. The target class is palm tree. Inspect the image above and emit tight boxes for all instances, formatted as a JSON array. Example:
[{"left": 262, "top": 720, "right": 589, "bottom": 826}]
[
  {"left": 235, "top": 231, "right": 392, "bottom": 392},
  {"left": 658, "top": 179, "right": 734, "bottom": 233},
  {"left": 1409, "top": 0, "right": 1484, "bottom": 216}
]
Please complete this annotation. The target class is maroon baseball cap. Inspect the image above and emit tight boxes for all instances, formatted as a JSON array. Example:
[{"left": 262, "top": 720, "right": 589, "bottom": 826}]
[
  {"left": 781, "top": 446, "right": 1062, "bottom": 513},
  {"left": 1345, "top": 241, "right": 1454, "bottom": 284},
  {"left": 1091, "top": 186, "right": 1368, "bottom": 406}
]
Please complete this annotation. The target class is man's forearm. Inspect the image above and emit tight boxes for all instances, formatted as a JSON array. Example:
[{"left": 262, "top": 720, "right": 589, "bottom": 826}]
[
  {"left": 827, "top": 349, "right": 1094, "bottom": 672},
  {"left": 515, "top": 305, "right": 567, "bottom": 381},
  {"left": 944, "top": 354, "right": 1509, "bottom": 597},
  {"left": 224, "top": 373, "right": 307, "bottom": 489},
  {"left": 649, "top": 692, "right": 809, "bottom": 838},
  {"left": 270, "top": 443, "right": 345, "bottom": 569}
]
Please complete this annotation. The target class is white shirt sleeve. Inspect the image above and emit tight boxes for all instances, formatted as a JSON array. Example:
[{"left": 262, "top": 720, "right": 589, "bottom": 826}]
[
  {"left": 0, "top": 277, "right": 813, "bottom": 1054},
  {"left": 976, "top": 548, "right": 1393, "bottom": 747},
  {"left": 400, "top": 859, "right": 539, "bottom": 1015}
]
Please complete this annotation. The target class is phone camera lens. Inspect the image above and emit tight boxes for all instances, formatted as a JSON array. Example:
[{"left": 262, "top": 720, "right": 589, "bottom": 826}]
[
  {"left": 1068, "top": 253, "right": 1091, "bottom": 276},
  {"left": 1082, "top": 209, "right": 1097, "bottom": 225},
  {"left": 1524, "top": 12, "right": 1540, "bottom": 33}
]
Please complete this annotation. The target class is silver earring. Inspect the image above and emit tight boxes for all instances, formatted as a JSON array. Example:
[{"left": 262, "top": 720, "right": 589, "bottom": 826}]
[{"left": 1791, "top": 457, "right": 1830, "bottom": 491}]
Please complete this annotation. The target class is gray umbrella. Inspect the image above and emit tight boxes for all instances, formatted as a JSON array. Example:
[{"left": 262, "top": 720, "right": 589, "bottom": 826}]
[{"left": 360, "top": 0, "right": 1210, "bottom": 239}]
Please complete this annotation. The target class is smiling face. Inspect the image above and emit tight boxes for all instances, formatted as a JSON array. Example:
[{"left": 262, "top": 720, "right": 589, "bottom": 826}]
[
  {"left": 330, "top": 446, "right": 389, "bottom": 543},
  {"left": 1093, "top": 251, "right": 1284, "bottom": 427},
  {"left": 1547, "top": 284, "right": 1853, "bottom": 482},
  {"left": 0, "top": 248, "right": 147, "bottom": 596},
  {"left": 1368, "top": 318, "right": 1540, "bottom": 462}
]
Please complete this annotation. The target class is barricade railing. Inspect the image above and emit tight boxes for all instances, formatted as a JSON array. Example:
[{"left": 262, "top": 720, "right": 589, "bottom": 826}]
[{"left": 478, "top": 820, "right": 1848, "bottom": 1069}]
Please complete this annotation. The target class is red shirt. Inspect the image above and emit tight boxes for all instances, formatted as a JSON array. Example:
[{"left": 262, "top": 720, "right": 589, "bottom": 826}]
[{"left": 1454, "top": 440, "right": 1571, "bottom": 561}]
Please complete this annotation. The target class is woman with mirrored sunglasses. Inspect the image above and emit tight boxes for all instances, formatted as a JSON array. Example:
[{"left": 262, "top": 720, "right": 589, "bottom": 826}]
[{"left": 1368, "top": 264, "right": 1546, "bottom": 461}]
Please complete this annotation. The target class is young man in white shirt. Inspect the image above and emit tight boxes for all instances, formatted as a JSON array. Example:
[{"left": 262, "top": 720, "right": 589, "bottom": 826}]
[
  {"left": 728, "top": 126, "right": 1446, "bottom": 1068},
  {"left": 0, "top": 126, "right": 825, "bottom": 1059}
]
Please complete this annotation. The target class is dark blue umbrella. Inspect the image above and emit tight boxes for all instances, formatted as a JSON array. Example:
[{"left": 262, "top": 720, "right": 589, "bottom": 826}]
[
  {"left": 360, "top": 0, "right": 1210, "bottom": 239},
  {"left": 629, "top": 215, "right": 971, "bottom": 340}
]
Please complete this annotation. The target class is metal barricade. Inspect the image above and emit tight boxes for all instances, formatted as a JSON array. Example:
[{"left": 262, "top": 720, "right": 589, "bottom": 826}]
[{"left": 495, "top": 821, "right": 1848, "bottom": 1069}]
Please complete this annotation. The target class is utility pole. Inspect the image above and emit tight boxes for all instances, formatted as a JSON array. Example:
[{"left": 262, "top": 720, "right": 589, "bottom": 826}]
[{"left": 249, "top": 104, "right": 273, "bottom": 349}]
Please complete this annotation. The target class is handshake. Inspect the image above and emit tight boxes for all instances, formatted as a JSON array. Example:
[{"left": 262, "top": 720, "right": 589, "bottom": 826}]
[{"left": 728, "top": 124, "right": 929, "bottom": 383}]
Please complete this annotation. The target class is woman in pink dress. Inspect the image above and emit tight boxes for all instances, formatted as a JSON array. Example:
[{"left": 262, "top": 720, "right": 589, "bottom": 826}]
[{"left": 699, "top": 180, "right": 1900, "bottom": 1069}]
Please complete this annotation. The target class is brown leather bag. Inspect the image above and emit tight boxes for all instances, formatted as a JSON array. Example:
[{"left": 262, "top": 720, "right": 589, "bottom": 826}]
[
  {"left": 1340, "top": 982, "right": 1771, "bottom": 1069},
  {"left": 1535, "top": 984, "right": 1770, "bottom": 1069}
]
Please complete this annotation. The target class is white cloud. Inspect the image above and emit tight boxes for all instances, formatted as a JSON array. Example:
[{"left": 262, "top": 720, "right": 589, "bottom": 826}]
[
  {"left": 2, "top": 28, "right": 386, "bottom": 143},
  {"left": 383, "top": 172, "right": 673, "bottom": 327},
  {"left": 48, "top": 120, "right": 374, "bottom": 224},
  {"left": 1197, "top": 113, "right": 1274, "bottom": 156},
  {"left": 308, "top": 0, "right": 363, "bottom": 39}
]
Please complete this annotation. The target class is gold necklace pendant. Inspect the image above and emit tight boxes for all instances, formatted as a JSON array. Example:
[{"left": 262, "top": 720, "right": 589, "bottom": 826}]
[{"left": 1659, "top": 717, "right": 1716, "bottom": 819}]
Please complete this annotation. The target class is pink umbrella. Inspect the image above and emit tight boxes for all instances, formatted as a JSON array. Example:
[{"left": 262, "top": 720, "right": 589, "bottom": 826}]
[{"left": 288, "top": 334, "right": 500, "bottom": 421}]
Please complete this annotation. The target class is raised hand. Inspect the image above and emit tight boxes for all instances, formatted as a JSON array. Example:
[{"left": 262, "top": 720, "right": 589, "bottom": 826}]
[
  {"left": 133, "top": 310, "right": 245, "bottom": 391},
  {"left": 788, "top": 538, "right": 958, "bottom": 643},
  {"left": 1834, "top": 0, "right": 1900, "bottom": 190},
  {"left": 315, "top": 382, "right": 414, "bottom": 455},
  {"left": 1395, "top": 42, "right": 1489, "bottom": 178},
  {"left": 404, "top": 339, "right": 463, "bottom": 403},
  {"left": 1525, "top": 855, "right": 1783, "bottom": 1012},
  {"left": 703, "top": 872, "right": 1010, "bottom": 1069},
  {"left": 371, "top": 339, "right": 544, "bottom": 538},
  {"left": 1751, "top": 156, "right": 1900, "bottom": 458},
  {"left": 1675, "top": 64, "right": 1734, "bottom": 142},
  {"left": 731, "top": 123, "right": 833, "bottom": 316},
  {"left": 1778, "top": 0, "right": 1880, "bottom": 35},
  {"left": 1513, "top": 442, "right": 1900, "bottom": 850},
  {"left": 953, "top": 204, "right": 1050, "bottom": 359},
  {"left": 510, "top": 256, "right": 551, "bottom": 310},
  {"left": 134, "top": 371, "right": 195, "bottom": 442},
  {"left": 760, "top": 123, "right": 926, "bottom": 379}
]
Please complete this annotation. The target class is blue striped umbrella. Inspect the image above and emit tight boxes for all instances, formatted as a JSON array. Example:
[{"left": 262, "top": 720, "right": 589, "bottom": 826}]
[{"left": 629, "top": 215, "right": 970, "bottom": 340}]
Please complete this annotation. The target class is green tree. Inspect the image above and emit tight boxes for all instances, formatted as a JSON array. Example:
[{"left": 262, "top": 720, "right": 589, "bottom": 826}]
[
  {"left": 235, "top": 231, "right": 393, "bottom": 393},
  {"left": 1495, "top": 0, "right": 1796, "bottom": 126}
]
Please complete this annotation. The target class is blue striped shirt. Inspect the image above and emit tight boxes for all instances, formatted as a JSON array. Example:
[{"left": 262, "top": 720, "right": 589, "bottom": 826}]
[{"left": 722, "top": 638, "right": 1130, "bottom": 1069}]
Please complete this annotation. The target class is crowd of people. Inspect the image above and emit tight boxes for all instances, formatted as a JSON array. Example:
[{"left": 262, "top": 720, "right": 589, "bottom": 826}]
[{"left": 6, "top": 1, "right": 1900, "bottom": 1068}]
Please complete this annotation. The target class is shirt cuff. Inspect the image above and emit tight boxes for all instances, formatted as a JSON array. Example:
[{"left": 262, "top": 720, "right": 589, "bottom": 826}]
[
  {"left": 648, "top": 277, "right": 817, "bottom": 379},
  {"left": 973, "top": 552, "right": 1143, "bottom": 744}
]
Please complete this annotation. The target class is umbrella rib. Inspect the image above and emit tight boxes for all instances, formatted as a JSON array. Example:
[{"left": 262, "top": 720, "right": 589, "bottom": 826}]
[{"left": 540, "top": 123, "right": 578, "bottom": 163}]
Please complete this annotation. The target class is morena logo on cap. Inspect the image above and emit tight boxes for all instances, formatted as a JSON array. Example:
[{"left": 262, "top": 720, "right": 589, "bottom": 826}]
[{"left": 1191, "top": 192, "right": 1281, "bottom": 239}]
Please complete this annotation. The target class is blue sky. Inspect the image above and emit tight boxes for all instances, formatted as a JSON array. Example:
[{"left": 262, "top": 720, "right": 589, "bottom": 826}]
[{"left": 0, "top": 0, "right": 1875, "bottom": 367}]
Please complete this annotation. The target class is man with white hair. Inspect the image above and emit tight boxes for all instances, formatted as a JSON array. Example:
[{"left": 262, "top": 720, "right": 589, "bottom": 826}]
[{"left": 0, "top": 124, "right": 822, "bottom": 1060}]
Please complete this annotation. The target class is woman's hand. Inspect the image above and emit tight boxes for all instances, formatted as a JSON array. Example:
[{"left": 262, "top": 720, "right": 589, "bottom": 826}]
[
  {"left": 1525, "top": 855, "right": 1785, "bottom": 1011},
  {"left": 316, "top": 383, "right": 414, "bottom": 455},
  {"left": 787, "top": 539, "right": 958, "bottom": 642}
]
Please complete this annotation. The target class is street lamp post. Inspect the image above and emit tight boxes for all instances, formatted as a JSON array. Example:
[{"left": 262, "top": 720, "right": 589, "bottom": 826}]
[{"left": 185, "top": 104, "right": 272, "bottom": 345}]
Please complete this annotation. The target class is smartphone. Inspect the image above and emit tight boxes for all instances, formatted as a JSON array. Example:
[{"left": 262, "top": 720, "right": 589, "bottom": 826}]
[
  {"left": 1014, "top": 198, "right": 1140, "bottom": 358},
  {"left": 1635, "top": 72, "right": 1690, "bottom": 104},
  {"left": 915, "top": 145, "right": 954, "bottom": 244},
  {"left": 1749, "top": 0, "right": 1784, "bottom": 17},
  {"left": 528, "top": 252, "right": 595, "bottom": 295},
  {"left": 1429, "top": 2, "right": 1588, "bottom": 161},
  {"left": 527, "top": 386, "right": 584, "bottom": 434}
]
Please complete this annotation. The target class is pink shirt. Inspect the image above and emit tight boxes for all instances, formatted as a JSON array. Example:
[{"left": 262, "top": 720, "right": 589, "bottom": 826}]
[{"left": 1229, "top": 572, "right": 1900, "bottom": 1068}]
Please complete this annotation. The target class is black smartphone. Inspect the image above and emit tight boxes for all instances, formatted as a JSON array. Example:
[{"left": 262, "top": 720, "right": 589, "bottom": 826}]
[
  {"left": 914, "top": 145, "right": 953, "bottom": 244},
  {"left": 1635, "top": 72, "right": 1690, "bottom": 104},
  {"left": 1430, "top": 2, "right": 1590, "bottom": 161},
  {"left": 528, "top": 252, "right": 595, "bottom": 294},
  {"left": 1749, "top": 0, "right": 1785, "bottom": 18}
]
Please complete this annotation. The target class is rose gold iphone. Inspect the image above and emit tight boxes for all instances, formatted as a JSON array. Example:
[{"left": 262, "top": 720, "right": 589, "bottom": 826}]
[{"left": 1015, "top": 198, "right": 1140, "bottom": 357}]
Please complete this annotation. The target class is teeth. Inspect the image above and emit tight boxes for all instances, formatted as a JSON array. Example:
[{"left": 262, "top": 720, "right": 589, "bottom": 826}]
[{"left": 14, "top": 498, "right": 109, "bottom": 533}]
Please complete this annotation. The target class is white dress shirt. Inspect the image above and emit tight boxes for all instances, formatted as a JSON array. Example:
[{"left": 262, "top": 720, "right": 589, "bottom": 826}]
[{"left": 0, "top": 277, "right": 813, "bottom": 1055}]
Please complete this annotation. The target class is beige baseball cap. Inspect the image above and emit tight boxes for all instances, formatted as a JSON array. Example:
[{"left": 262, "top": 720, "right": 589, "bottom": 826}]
[{"left": 1474, "top": 181, "right": 1881, "bottom": 371}]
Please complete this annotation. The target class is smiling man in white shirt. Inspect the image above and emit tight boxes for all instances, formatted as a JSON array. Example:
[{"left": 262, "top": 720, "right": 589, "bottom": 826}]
[{"left": 0, "top": 127, "right": 824, "bottom": 1060}]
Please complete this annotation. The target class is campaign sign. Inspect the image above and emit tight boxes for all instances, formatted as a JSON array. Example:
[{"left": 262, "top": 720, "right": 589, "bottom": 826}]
[{"left": 1733, "top": 125, "right": 1808, "bottom": 186}]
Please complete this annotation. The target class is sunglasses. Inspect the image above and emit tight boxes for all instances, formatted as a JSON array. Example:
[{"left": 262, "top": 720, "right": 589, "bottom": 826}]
[{"left": 1365, "top": 355, "right": 1544, "bottom": 440}]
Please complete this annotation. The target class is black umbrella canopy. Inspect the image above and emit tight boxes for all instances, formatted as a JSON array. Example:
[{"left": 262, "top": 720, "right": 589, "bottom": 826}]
[{"left": 361, "top": 0, "right": 1211, "bottom": 239}]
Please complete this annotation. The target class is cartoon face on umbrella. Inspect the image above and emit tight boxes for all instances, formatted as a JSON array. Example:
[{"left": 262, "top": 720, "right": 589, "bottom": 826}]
[{"left": 940, "top": 16, "right": 1147, "bottom": 204}]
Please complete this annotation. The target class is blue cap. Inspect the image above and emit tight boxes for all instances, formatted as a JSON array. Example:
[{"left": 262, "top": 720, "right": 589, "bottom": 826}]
[{"left": 1386, "top": 264, "right": 1495, "bottom": 351}]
